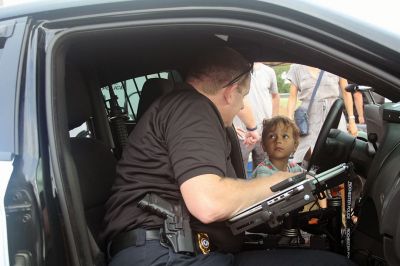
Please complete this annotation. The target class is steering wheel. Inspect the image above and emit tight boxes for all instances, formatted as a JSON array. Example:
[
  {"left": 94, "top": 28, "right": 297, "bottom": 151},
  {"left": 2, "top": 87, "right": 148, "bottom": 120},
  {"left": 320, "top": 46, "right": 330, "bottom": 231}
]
[{"left": 307, "top": 99, "right": 344, "bottom": 171}]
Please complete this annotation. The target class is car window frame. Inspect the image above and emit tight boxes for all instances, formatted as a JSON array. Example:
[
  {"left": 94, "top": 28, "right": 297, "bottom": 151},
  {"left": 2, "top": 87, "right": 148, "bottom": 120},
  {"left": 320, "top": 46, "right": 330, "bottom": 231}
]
[{"left": 0, "top": 17, "right": 29, "bottom": 159}]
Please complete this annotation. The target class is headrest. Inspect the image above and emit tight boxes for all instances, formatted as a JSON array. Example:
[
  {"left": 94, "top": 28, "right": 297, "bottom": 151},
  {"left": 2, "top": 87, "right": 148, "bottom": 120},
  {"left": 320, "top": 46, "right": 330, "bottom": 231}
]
[
  {"left": 365, "top": 103, "right": 384, "bottom": 144},
  {"left": 66, "top": 69, "right": 93, "bottom": 130},
  {"left": 136, "top": 78, "right": 174, "bottom": 120}
]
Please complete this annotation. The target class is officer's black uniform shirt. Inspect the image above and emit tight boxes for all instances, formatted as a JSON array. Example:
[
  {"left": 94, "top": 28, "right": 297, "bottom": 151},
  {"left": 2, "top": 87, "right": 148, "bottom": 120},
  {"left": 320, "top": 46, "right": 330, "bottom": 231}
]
[{"left": 102, "top": 86, "right": 244, "bottom": 253}]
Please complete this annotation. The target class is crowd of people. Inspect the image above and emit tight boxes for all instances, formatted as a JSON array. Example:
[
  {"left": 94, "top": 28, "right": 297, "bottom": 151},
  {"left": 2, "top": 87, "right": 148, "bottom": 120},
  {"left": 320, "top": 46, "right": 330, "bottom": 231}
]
[
  {"left": 236, "top": 62, "right": 362, "bottom": 174},
  {"left": 101, "top": 47, "right": 360, "bottom": 265}
]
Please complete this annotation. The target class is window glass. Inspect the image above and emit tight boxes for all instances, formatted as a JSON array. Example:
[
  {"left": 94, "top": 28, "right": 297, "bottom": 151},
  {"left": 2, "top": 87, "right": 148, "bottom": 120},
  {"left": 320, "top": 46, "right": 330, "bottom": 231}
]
[
  {"left": 69, "top": 122, "right": 89, "bottom": 137},
  {"left": 101, "top": 72, "right": 174, "bottom": 121}
]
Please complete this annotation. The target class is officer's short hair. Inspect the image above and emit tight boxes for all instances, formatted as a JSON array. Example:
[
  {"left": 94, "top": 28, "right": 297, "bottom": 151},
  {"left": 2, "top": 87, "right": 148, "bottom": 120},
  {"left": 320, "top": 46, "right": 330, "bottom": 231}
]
[{"left": 186, "top": 46, "right": 251, "bottom": 94}]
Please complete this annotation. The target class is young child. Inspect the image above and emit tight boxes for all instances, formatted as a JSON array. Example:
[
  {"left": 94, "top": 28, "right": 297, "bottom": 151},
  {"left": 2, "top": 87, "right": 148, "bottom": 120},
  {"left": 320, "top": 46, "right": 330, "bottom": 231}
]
[{"left": 253, "top": 116, "right": 303, "bottom": 178}]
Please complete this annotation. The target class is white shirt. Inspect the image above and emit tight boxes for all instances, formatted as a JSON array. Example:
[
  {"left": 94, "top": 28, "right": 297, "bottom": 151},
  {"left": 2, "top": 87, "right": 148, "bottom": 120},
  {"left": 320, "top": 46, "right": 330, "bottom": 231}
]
[{"left": 233, "top": 63, "right": 278, "bottom": 134}]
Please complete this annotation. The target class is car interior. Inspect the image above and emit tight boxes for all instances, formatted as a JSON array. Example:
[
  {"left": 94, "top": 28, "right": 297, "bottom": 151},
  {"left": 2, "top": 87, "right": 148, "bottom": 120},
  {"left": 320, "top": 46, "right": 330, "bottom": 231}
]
[{"left": 43, "top": 20, "right": 400, "bottom": 266}]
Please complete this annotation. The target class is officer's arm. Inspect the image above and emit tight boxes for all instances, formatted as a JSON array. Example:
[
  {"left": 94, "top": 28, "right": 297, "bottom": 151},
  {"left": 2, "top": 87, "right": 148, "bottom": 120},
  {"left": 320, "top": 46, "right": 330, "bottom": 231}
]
[{"left": 180, "top": 172, "right": 296, "bottom": 224}]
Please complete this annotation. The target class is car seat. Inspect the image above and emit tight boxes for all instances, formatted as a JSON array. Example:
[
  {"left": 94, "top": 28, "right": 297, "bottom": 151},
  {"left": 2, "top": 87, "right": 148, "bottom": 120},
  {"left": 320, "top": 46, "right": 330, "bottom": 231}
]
[
  {"left": 136, "top": 78, "right": 175, "bottom": 121},
  {"left": 66, "top": 69, "right": 116, "bottom": 265}
]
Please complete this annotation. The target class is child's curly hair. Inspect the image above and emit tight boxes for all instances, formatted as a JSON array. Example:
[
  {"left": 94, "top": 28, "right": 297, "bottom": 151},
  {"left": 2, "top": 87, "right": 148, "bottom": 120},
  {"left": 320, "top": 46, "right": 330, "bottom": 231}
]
[{"left": 262, "top": 116, "right": 300, "bottom": 147}]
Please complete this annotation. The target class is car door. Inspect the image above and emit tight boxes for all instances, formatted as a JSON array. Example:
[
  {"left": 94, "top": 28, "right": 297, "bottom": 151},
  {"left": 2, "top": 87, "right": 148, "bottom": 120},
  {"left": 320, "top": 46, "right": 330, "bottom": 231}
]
[
  {"left": 0, "top": 16, "right": 37, "bottom": 266},
  {"left": 1, "top": 15, "right": 71, "bottom": 266}
]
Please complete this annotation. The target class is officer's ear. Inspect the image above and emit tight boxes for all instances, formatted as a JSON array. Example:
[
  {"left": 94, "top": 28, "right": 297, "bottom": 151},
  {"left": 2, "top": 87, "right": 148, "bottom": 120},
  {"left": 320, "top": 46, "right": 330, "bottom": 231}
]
[{"left": 223, "top": 83, "right": 238, "bottom": 104}]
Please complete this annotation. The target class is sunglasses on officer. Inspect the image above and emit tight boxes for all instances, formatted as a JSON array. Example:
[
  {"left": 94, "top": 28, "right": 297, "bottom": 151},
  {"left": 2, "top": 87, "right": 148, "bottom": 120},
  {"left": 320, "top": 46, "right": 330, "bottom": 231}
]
[{"left": 222, "top": 62, "right": 254, "bottom": 88}]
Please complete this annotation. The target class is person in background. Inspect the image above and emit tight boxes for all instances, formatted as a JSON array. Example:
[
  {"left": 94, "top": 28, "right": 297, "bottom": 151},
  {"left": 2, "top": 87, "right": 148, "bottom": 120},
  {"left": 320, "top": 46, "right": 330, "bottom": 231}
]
[
  {"left": 253, "top": 116, "right": 329, "bottom": 211},
  {"left": 287, "top": 64, "right": 357, "bottom": 165},
  {"left": 234, "top": 62, "right": 280, "bottom": 177},
  {"left": 353, "top": 91, "right": 365, "bottom": 124},
  {"left": 343, "top": 82, "right": 365, "bottom": 125},
  {"left": 235, "top": 98, "right": 261, "bottom": 150},
  {"left": 251, "top": 116, "right": 326, "bottom": 242},
  {"left": 252, "top": 116, "right": 302, "bottom": 178}
]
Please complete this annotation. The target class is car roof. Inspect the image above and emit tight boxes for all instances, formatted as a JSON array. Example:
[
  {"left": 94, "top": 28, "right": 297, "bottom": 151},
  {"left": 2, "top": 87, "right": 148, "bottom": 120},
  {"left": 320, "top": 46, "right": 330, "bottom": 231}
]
[
  {"left": 0, "top": 0, "right": 136, "bottom": 20},
  {"left": 1, "top": 0, "right": 399, "bottom": 53}
]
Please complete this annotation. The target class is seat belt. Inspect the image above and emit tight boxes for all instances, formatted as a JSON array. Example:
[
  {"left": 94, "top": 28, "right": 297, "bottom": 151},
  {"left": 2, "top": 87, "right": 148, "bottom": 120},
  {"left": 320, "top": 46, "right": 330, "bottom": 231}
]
[{"left": 227, "top": 126, "right": 246, "bottom": 179}]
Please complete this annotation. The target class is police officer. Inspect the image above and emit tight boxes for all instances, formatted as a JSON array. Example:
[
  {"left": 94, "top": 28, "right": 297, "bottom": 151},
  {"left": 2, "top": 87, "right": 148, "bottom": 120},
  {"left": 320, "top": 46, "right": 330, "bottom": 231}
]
[{"left": 102, "top": 46, "right": 355, "bottom": 265}]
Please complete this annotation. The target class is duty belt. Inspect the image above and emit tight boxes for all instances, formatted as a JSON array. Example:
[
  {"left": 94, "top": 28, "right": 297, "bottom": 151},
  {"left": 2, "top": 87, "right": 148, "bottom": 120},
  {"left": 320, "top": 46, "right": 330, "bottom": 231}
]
[
  {"left": 107, "top": 228, "right": 211, "bottom": 258},
  {"left": 107, "top": 228, "right": 161, "bottom": 258}
]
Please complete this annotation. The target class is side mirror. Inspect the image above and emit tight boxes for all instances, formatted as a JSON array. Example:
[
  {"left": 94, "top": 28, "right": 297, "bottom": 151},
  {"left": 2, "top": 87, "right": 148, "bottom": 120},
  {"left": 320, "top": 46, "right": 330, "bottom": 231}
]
[
  {"left": 345, "top": 84, "right": 378, "bottom": 104},
  {"left": 345, "top": 84, "right": 373, "bottom": 93},
  {"left": 345, "top": 84, "right": 358, "bottom": 93}
]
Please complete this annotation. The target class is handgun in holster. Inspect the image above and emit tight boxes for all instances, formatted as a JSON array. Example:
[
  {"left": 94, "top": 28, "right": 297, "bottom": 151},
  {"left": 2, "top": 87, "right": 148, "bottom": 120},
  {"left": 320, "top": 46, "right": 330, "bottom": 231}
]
[{"left": 138, "top": 193, "right": 195, "bottom": 254}]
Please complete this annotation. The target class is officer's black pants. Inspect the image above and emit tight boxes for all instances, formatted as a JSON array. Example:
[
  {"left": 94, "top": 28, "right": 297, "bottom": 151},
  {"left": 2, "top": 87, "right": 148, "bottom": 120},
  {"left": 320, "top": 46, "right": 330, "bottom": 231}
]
[{"left": 108, "top": 239, "right": 357, "bottom": 266}]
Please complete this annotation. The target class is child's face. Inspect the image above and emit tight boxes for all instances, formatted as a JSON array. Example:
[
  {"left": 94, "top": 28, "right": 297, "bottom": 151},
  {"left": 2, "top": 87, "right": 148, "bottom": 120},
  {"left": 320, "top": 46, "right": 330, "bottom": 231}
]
[{"left": 263, "top": 122, "right": 298, "bottom": 162}]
